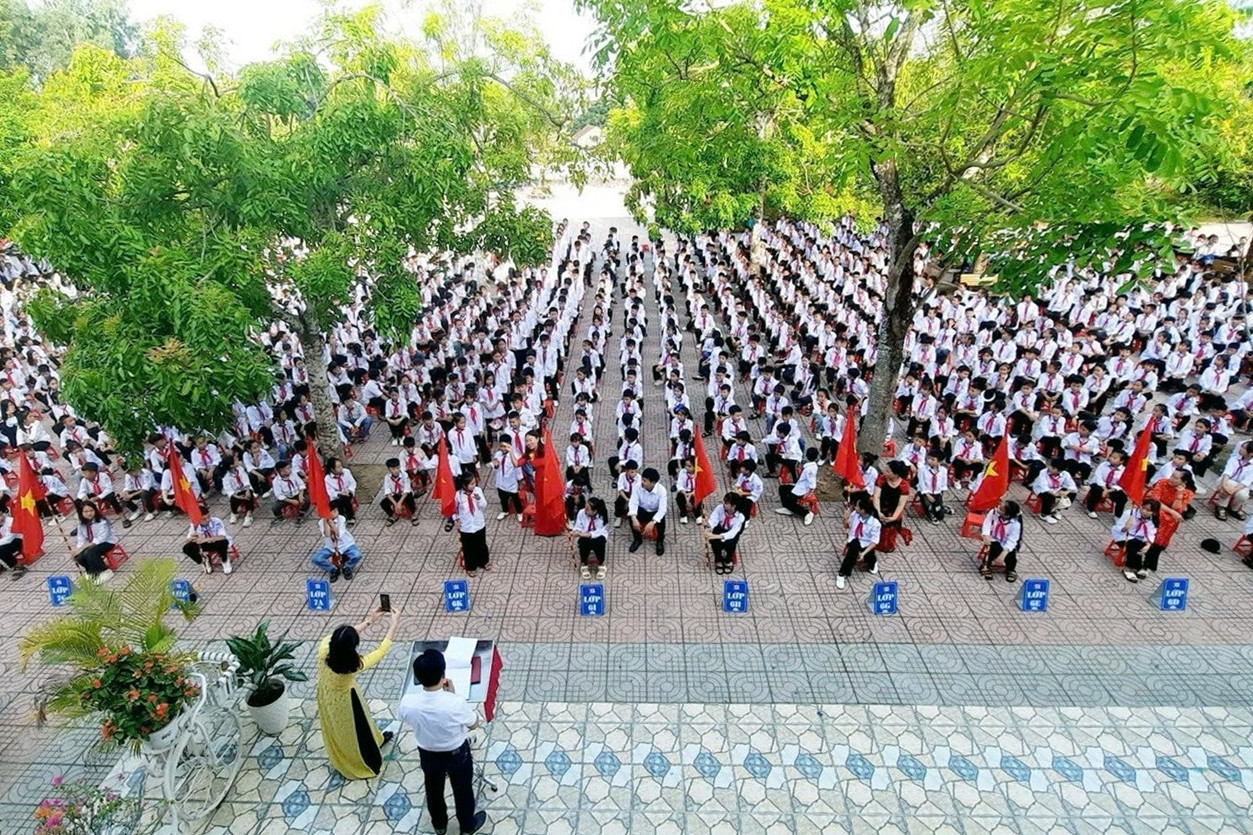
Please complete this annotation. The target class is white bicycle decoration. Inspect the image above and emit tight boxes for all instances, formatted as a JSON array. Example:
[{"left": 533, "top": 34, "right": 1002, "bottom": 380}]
[{"left": 129, "top": 650, "right": 244, "bottom": 829}]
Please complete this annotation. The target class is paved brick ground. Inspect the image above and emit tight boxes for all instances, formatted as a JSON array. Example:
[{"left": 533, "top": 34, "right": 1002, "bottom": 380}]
[{"left": 2, "top": 217, "right": 1252, "bottom": 833}]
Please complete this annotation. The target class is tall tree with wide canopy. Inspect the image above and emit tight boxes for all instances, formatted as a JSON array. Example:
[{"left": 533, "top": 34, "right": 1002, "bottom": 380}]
[
  {"left": 582, "top": 0, "right": 1242, "bottom": 452},
  {"left": 4, "top": 6, "right": 575, "bottom": 456}
]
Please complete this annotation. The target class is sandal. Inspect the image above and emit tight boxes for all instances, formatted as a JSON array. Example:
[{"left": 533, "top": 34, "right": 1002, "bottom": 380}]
[
  {"left": 1216, "top": 506, "right": 1229, "bottom": 521},
  {"left": 484, "top": 563, "right": 493, "bottom": 572},
  {"left": 1005, "top": 571, "right": 1018, "bottom": 582},
  {"left": 385, "top": 517, "right": 397, "bottom": 527},
  {"left": 467, "top": 570, "right": 477, "bottom": 577}
]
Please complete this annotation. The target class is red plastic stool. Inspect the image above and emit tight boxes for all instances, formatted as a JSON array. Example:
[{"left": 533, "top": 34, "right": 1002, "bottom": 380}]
[
  {"left": 1025, "top": 493, "right": 1042, "bottom": 515},
  {"left": 1104, "top": 540, "right": 1126, "bottom": 567},
  {"left": 1233, "top": 535, "right": 1252, "bottom": 558},
  {"left": 960, "top": 511, "right": 985, "bottom": 540},
  {"left": 798, "top": 494, "right": 819, "bottom": 516},
  {"left": 105, "top": 543, "right": 130, "bottom": 571}
]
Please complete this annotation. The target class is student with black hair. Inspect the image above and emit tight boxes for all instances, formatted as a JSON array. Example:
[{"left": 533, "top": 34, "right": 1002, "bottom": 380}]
[
  {"left": 837, "top": 494, "right": 881, "bottom": 590},
  {"left": 572, "top": 496, "right": 609, "bottom": 580},
  {"left": 979, "top": 499, "right": 1023, "bottom": 582},
  {"left": 315, "top": 605, "right": 399, "bottom": 780},
  {"left": 397, "top": 648, "right": 487, "bottom": 835}
]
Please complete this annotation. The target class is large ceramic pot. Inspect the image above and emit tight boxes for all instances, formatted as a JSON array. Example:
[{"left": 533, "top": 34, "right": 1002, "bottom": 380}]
[{"left": 246, "top": 681, "right": 291, "bottom": 736}]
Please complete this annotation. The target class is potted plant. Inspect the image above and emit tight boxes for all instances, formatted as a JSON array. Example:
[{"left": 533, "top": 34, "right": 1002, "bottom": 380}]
[
  {"left": 225, "top": 621, "right": 308, "bottom": 735},
  {"left": 20, "top": 559, "right": 202, "bottom": 752}
]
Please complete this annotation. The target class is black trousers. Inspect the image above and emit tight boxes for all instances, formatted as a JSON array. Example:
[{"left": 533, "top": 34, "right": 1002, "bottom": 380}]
[
  {"left": 331, "top": 494, "right": 355, "bottom": 521},
  {"left": 983, "top": 541, "right": 1017, "bottom": 574},
  {"left": 777, "top": 485, "right": 806, "bottom": 515},
  {"left": 710, "top": 528, "right": 737, "bottom": 565},
  {"left": 497, "top": 489, "right": 523, "bottom": 514},
  {"left": 182, "top": 539, "right": 228, "bottom": 565},
  {"left": 676, "top": 493, "right": 702, "bottom": 519},
  {"left": 381, "top": 493, "right": 416, "bottom": 518},
  {"left": 1085, "top": 486, "right": 1126, "bottom": 517},
  {"left": 630, "top": 509, "right": 665, "bottom": 544},
  {"left": 578, "top": 536, "right": 606, "bottom": 565},
  {"left": 1123, "top": 540, "right": 1163, "bottom": 572},
  {"left": 461, "top": 527, "right": 490, "bottom": 570},
  {"left": 418, "top": 741, "right": 477, "bottom": 832},
  {"left": 0, "top": 538, "right": 19, "bottom": 568},
  {"left": 839, "top": 539, "right": 875, "bottom": 577}
]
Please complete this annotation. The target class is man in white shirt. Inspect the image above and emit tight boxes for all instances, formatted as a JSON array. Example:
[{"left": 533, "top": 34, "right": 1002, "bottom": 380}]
[
  {"left": 397, "top": 649, "right": 486, "bottom": 835},
  {"left": 628, "top": 467, "right": 668, "bottom": 555},
  {"left": 311, "top": 506, "right": 361, "bottom": 582}
]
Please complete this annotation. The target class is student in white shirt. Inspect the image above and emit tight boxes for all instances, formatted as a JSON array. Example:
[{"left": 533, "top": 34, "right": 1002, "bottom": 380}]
[
  {"left": 184, "top": 513, "right": 233, "bottom": 576},
  {"left": 270, "top": 460, "right": 308, "bottom": 524},
  {"left": 1031, "top": 458, "right": 1077, "bottom": 524},
  {"left": 396, "top": 650, "right": 486, "bottom": 835},
  {"left": 220, "top": 456, "right": 255, "bottom": 527},
  {"left": 119, "top": 462, "right": 157, "bottom": 523},
  {"left": 454, "top": 472, "right": 490, "bottom": 575},
  {"left": 837, "top": 495, "right": 882, "bottom": 590},
  {"left": 312, "top": 506, "right": 362, "bottom": 581},
  {"left": 704, "top": 492, "right": 746, "bottom": 574},
  {"left": 71, "top": 501, "right": 115, "bottom": 583},
  {"left": 1084, "top": 450, "right": 1127, "bottom": 519},
  {"left": 571, "top": 497, "right": 609, "bottom": 579},
  {"left": 325, "top": 457, "right": 357, "bottom": 524},
  {"left": 1214, "top": 441, "right": 1253, "bottom": 521},
  {"left": 731, "top": 459, "right": 764, "bottom": 523},
  {"left": 491, "top": 436, "right": 524, "bottom": 521},
  {"left": 628, "top": 467, "right": 668, "bottom": 555},
  {"left": 379, "top": 458, "right": 417, "bottom": 526},
  {"left": 1112, "top": 499, "right": 1160, "bottom": 583},
  {"left": 916, "top": 451, "right": 950, "bottom": 524},
  {"left": 979, "top": 499, "right": 1022, "bottom": 582},
  {"left": 775, "top": 447, "right": 818, "bottom": 525}
]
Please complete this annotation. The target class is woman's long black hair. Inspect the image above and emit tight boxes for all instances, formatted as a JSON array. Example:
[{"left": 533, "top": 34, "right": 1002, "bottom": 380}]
[{"left": 325, "top": 625, "right": 362, "bottom": 674}]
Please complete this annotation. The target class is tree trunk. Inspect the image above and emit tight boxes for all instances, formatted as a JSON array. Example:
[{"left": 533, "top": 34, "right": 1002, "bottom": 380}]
[
  {"left": 294, "top": 311, "right": 346, "bottom": 462},
  {"left": 859, "top": 158, "right": 921, "bottom": 456}
]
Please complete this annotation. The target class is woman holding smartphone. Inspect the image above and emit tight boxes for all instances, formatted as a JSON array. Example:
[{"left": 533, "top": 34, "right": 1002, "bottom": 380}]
[{"left": 316, "top": 604, "right": 400, "bottom": 779}]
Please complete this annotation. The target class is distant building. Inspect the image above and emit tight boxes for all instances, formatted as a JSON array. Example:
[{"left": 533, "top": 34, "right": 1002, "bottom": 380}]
[{"left": 572, "top": 125, "right": 603, "bottom": 148}]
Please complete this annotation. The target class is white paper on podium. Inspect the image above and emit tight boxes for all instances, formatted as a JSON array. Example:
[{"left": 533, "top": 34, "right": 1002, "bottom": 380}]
[{"left": 445, "top": 636, "right": 476, "bottom": 701}]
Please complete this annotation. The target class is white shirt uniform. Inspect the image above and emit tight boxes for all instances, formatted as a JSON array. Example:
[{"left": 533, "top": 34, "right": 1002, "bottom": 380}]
[
  {"left": 397, "top": 688, "right": 476, "bottom": 753},
  {"left": 318, "top": 514, "right": 356, "bottom": 551},
  {"left": 628, "top": 482, "right": 668, "bottom": 521},
  {"left": 455, "top": 488, "right": 487, "bottom": 533}
]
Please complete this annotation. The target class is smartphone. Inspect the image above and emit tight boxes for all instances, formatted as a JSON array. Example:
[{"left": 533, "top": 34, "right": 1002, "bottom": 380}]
[{"left": 379, "top": 593, "right": 391, "bottom": 613}]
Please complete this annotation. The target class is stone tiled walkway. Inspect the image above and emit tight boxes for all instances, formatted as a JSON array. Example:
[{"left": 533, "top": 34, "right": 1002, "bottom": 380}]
[{"left": 2, "top": 216, "right": 1252, "bottom": 833}]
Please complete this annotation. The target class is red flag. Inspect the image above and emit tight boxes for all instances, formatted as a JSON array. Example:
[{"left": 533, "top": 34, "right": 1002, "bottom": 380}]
[
  {"left": 13, "top": 452, "right": 44, "bottom": 561},
  {"left": 431, "top": 438, "right": 456, "bottom": 518},
  {"left": 534, "top": 428, "right": 566, "bottom": 536},
  {"left": 1119, "top": 422, "right": 1153, "bottom": 504},
  {"left": 968, "top": 434, "right": 1010, "bottom": 513},
  {"left": 305, "top": 446, "right": 332, "bottom": 520},
  {"left": 165, "top": 447, "right": 203, "bottom": 527},
  {"left": 692, "top": 428, "right": 717, "bottom": 508},
  {"left": 832, "top": 411, "right": 865, "bottom": 490}
]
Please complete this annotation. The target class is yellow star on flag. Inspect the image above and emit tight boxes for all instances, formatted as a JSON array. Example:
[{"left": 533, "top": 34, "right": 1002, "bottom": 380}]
[
  {"left": 984, "top": 461, "right": 997, "bottom": 478},
  {"left": 19, "top": 491, "right": 35, "bottom": 514},
  {"left": 177, "top": 475, "right": 190, "bottom": 492},
  {"left": 1139, "top": 458, "right": 1148, "bottom": 471}
]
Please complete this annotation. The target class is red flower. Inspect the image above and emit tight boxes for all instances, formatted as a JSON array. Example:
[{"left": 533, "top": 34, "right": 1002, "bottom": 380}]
[
  {"left": 92, "top": 679, "right": 102, "bottom": 689},
  {"left": 147, "top": 694, "right": 157, "bottom": 702}
]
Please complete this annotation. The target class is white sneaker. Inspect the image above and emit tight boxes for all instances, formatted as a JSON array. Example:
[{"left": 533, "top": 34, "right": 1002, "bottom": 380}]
[
  {"left": 1123, "top": 570, "right": 1138, "bottom": 583},
  {"left": 868, "top": 563, "right": 880, "bottom": 575},
  {"left": 614, "top": 518, "right": 622, "bottom": 528},
  {"left": 162, "top": 511, "right": 173, "bottom": 519},
  {"left": 1086, "top": 510, "right": 1097, "bottom": 519},
  {"left": 803, "top": 512, "right": 814, "bottom": 526},
  {"left": 143, "top": 512, "right": 155, "bottom": 522},
  {"left": 222, "top": 560, "right": 233, "bottom": 575},
  {"left": 95, "top": 569, "right": 114, "bottom": 584},
  {"left": 1043, "top": 515, "right": 1058, "bottom": 525},
  {"left": 774, "top": 507, "right": 793, "bottom": 515},
  {"left": 679, "top": 516, "right": 688, "bottom": 525},
  {"left": 126, "top": 509, "right": 141, "bottom": 522},
  {"left": 391, "top": 439, "right": 399, "bottom": 446},
  {"left": 229, "top": 512, "right": 238, "bottom": 524},
  {"left": 516, "top": 513, "right": 524, "bottom": 523},
  {"left": 836, "top": 575, "right": 847, "bottom": 590},
  {"left": 243, "top": 514, "right": 253, "bottom": 528},
  {"left": 202, "top": 560, "right": 212, "bottom": 575},
  {"left": 496, "top": 512, "right": 508, "bottom": 521},
  {"left": 596, "top": 565, "right": 606, "bottom": 579},
  {"left": 581, "top": 566, "right": 591, "bottom": 579}
]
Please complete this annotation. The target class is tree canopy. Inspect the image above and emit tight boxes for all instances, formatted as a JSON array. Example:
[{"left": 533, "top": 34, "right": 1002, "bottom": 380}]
[
  {"left": 2, "top": 5, "right": 577, "bottom": 454},
  {"left": 582, "top": 0, "right": 1247, "bottom": 449}
]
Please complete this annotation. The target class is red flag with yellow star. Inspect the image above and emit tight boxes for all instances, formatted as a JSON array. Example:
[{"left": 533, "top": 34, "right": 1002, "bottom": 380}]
[
  {"left": 692, "top": 427, "right": 717, "bottom": 508},
  {"left": 832, "top": 410, "right": 865, "bottom": 490},
  {"left": 304, "top": 445, "right": 332, "bottom": 520},
  {"left": 431, "top": 438, "right": 456, "bottom": 518},
  {"left": 13, "top": 452, "right": 44, "bottom": 560},
  {"left": 165, "top": 447, "right": 203, "bottom": 527},
  {"left": 1119, "top": 422, "right": 1153, "bottom": 504},
  {"left": 968, "top": 433, "right": 1010, "bottom": 512}
]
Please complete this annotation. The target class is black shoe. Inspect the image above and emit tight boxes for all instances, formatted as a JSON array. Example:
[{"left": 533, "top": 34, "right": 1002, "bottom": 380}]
[
  {"left": 380, "top": 730, "right": 394, "bottom": 747},
  {"left": 328, "top": 568, "right": 341, "bottom": 583},
  {"left": 628, "top": 540, "right": 642, "bottom": 553},
  {"left": 435, "top": 828, "right": 447, "bottom": 835},
  {"left": 466, "top": 812, "right": 487, "bottom": 834},
  {"left": 655, "top": 542, "right": 665, "bottom": 556},
  {"left": 342, "top": 566, "right": 355, "bottom": 580},
  {"left": 443, "top": 518, "right": 455, "bottom": 533}
]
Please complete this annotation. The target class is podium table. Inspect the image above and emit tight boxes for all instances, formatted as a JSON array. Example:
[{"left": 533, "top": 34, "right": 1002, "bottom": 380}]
[{"left": 396, "top": 638, "right": 504, "bottom": 798}]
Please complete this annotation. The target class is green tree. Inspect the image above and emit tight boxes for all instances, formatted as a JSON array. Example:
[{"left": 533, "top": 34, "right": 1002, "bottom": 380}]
[
  {"left": 0, "top": 0, "right": 136, "bottom": 80},
  {"left": 5, "top": 7, "right": 572, "bottom": 456},
  {"left": 583, "top": 0, "right": 1242, "bottom": 451}
]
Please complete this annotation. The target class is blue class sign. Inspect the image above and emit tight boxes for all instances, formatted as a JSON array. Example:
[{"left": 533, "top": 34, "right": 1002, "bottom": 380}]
[
  {"left": 47, "top": 575, "right": 72, "bottom": 606},
  {"left": 1017, "top": 579, "right": 1050, "bottom": 612},
  {"left": 444, "top": 580, "right": 470, "bottom": 613},
  {"left": 723, "top": 579, "right": 748, "bottom": 614},
  {"left": 306, "top": 578, "right": 332, "bottom": 611},
  {"left": 169, "top": 579, "right": 192, "bottom": 608},
  {"left": 579, "top": 583, "right": 605, "bottom": 616},
  {"left": 1153, "top": 577, "right": 1188, "bottom": 611},
  {"left": 869, "top": 581, "right": 899, "bottom": 615}
]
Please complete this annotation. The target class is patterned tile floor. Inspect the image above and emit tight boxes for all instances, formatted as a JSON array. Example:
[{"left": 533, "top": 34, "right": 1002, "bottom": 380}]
[{"left": 3, "top": 215, "right": 1253, "bottom": 833}]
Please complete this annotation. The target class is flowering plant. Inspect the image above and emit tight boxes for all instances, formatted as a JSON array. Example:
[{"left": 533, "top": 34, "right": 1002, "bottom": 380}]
[
  {"left": 33, "top": 775, "right": 142, "bottom": 835},
  {"left": 74, "top": 645, "right": 199, "bottom": 745}
]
